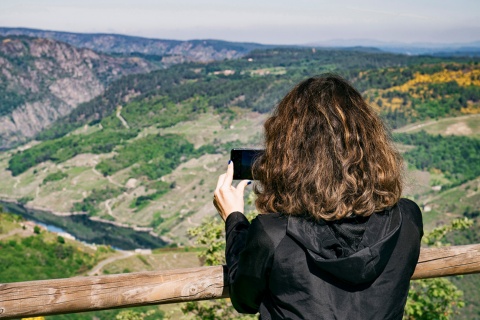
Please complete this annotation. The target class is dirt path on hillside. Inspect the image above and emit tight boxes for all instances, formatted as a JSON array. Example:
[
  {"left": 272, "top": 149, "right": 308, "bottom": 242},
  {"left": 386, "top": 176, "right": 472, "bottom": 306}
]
[
  {"left": 91, "top": 167, "right": 123, "bottom": 187},
  {"left": 187, "top": 217, "right": 198, "bottom": 226},
  {"left": 0, "top": 227, "right": 31, "bottom": 240},
  {"left": 105, "top": 199, "right": 114, "bottom": 219},
  {"left": 395, "top": 114, "right": 480, "bottom": 134},
  {"left": 116, "top": 107, "right": 130, "bottom": 129},
  {"left": 87, "top": 250, "right": 135, "bottom": 276},
  {"left": 0, "top": 229, "right": 21, "bottom": 240},
  {"left": 13, "top": 177, "right": 20, "bottom": 189},
  {"left": 105, "top": 199, "right": 123, "bottom": 221},
  {"left": 203, "top": 164, "right": 217, "bottom": 172}
]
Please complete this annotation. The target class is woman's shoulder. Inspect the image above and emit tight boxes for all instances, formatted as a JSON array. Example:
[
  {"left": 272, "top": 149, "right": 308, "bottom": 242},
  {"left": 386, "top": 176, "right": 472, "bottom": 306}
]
[
  {"left": 254, "top": 212, "right": 289, "bottom": 227},
  {"left": 398, "top": 198, "right": 422, "bottom": 218},
  {"left": 397, "top": 198, "right": 423, "bottom": 234},
  {"left": 250, "top": 212, "right": 289, "bottom": 247},
  {"left": 398, "top": 198, "right": 420, "bottom": 210}
]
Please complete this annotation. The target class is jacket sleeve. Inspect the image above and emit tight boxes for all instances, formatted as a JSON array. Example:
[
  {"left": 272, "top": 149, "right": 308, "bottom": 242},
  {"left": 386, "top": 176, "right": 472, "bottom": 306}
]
[{"left": 225, "top": 212, "right": 275, "bottom": 314}]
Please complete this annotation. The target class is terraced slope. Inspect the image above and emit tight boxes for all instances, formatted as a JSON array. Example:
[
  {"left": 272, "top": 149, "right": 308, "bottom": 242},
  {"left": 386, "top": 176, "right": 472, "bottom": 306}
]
[{"left": 0, "top": 49, "right": 478, "bottom": 245}]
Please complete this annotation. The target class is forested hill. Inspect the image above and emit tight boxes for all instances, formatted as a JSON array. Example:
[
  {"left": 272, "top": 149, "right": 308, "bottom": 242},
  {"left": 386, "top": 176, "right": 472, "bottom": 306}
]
[
  {"left": 38, "top": 48, "right": 479, "bottom": 140},
  {"left": 0, "top": 27, "right": 269, "bottom": 65}
]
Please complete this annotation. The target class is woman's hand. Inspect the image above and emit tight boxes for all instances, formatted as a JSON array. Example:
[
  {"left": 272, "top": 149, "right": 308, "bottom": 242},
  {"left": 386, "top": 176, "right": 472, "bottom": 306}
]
[{"left": 213, "top": 161, "right": 251, "bottom": 221}]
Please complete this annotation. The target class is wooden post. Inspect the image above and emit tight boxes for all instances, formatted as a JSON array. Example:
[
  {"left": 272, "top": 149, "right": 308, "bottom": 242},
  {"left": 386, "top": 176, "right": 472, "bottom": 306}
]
[{"left": 1, "top": 244, "right": 480, "bottom": 319}]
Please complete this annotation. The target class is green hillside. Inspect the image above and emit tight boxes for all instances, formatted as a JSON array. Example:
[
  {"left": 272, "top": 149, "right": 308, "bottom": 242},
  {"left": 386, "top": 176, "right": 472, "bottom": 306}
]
[
  {"left": 0, "top": 209, "right": 171, "bottom": 319},
  {"left": 36, "top": 48, "right": 460, "bottom": 140},
  {"left": 0, "top": 48, "right": 478, "bottom": 245}
]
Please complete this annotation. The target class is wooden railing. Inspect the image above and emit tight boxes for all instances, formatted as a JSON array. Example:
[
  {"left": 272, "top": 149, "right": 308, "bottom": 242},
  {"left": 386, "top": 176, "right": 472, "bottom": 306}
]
[{"left": 1, "top": 244, "right": 480, "bottom": 319}]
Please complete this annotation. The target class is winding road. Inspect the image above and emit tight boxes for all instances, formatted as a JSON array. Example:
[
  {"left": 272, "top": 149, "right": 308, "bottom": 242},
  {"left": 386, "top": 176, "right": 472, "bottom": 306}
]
[{"left": 87, "top": 250, "right": 135, "bottom": 276}]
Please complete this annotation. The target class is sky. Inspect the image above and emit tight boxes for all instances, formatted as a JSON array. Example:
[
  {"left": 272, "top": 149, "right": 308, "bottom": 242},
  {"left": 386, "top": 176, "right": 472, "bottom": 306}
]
[{"left": 0, "top": 0, "right": 479, "bottom": 45}]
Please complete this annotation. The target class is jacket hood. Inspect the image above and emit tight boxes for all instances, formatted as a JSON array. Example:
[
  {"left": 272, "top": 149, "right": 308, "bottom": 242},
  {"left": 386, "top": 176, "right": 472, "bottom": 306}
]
[{"left": 287, "top": 205, "right": 402, "bottom": 285}]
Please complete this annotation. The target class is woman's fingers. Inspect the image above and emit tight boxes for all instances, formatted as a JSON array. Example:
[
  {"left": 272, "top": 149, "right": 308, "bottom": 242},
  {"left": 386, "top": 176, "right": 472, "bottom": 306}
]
[
  {"left": 213, "top": 161, "right": 252, "bottom": 221},
  {"left": 235, "top": 179, "right": 251, "bottom": 195},
  {"left": 216, "top": 173, "right": 226, "bottom": 191},
  {"left": 222, "top": 161, "right": 234, "bottom": 189}
]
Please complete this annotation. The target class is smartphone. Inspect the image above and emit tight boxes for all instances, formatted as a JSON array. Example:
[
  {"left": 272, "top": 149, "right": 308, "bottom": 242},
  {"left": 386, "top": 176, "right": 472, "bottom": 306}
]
[{"left": 231, "top": 148, "right": 264, "bottom": 180}]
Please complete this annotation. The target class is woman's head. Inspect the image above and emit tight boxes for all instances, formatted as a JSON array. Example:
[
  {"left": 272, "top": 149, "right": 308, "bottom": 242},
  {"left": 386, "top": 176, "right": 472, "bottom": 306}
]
[{"left": 253, "top": 74, "right": 403, "bottom": 220}]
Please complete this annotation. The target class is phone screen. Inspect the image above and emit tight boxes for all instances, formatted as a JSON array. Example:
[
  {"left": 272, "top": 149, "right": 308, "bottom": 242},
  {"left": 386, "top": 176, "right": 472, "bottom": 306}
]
[{"left": 231, "top": 149, "right": 264, "bottom": 180}]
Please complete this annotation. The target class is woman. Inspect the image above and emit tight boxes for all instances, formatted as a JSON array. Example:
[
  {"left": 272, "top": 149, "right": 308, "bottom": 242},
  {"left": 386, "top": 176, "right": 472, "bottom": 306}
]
[{"left": 213, "top": 74, "right": 423, "bottom": 319}]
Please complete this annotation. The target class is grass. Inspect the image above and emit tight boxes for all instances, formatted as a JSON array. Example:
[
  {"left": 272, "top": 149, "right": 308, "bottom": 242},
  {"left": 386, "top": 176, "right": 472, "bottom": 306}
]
[
  {"left": 35, "top": 168, "right": 112, "bottom": 212},
  {"left": 149, "top": 153, "right": 229, "bottom": 243},
  {"left": 110, "top": 165, "right": 135, "bottom": 186},
  {"left": 68, "top": 123, "right": 102, "bottom": 137},
  {"left": 424, "top": 117, "right": 479, "bottom": 137},
  {"left": 0, "top": 213, "right": 23, "bottom": 235},
  {"left": 103, "top": 185, "right": 153, "bottom": 225},
  {"left": 159, "top": 109, "right": 267, "bottom": 148},
  {"left": 101, "top": 251, "right": 201, "bottom": 274},
  {"left": 246, "top": 66, "right": 287, "bottom": 76},
  {"left": 160, "top": 112, "right": 223, "bottom": 147},
  {"left": 0, "top": 211, "right": 117, "bottom": 267},
  {"left": 394, "top": 114, "right": 480, "bottom": 138},
  {"left": 416, "top": 177, "right": 480, "bottom": 229},
  {"left": 0, "top": 159, "right": 15, "bottom": 195}
]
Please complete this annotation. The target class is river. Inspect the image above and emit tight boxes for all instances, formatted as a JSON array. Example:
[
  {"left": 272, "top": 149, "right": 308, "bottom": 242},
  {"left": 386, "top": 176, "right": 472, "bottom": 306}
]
[{"left": 0, "top": 201, "right": 169, "bottom": 250}]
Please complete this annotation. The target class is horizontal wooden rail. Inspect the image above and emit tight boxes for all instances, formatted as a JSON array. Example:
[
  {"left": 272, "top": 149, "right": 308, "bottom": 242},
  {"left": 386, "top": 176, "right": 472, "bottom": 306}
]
[
  {"left": 411, "top": 244, "right": 480, "bottom": 279},
  {"left": 1, "top": 244, "right": 480, "bottom": 319}
]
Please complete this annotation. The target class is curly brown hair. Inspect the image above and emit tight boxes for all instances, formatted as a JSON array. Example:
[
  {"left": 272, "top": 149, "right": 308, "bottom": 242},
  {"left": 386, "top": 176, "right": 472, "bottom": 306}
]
[{"left": 253, "top": 74, "right": 403, "bottom": 220}]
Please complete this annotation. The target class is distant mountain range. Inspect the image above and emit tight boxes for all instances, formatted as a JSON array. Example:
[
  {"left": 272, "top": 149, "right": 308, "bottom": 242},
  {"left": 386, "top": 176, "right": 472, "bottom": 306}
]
[
  {"left": 0, "top": 27, "right": 269, "bottom": 65},
  {"left": 1, "top": 27, "right": 479, "bottom": 57},
  {"left": 308, "top": 39, "right": 480, "bottom": 56}
]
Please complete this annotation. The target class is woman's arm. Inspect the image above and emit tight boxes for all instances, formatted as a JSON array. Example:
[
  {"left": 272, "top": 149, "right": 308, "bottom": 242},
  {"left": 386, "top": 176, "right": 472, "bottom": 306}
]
[
  {"left": 225, "top": 212, "right": 274, "bottom": 314},
  {"left": 214, "top": 161, "right": 272, "bottom": 313}
]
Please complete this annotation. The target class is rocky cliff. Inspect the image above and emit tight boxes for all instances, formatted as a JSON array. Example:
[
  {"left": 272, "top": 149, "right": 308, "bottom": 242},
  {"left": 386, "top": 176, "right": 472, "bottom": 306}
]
[{"left": 0, "top": 36, "right": 155, "bottom": 149}]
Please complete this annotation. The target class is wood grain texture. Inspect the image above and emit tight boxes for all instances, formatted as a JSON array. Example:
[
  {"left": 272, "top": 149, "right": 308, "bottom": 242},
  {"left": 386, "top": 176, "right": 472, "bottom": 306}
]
[
  {"left": 0, "top": 265, "right": 228, "bottom": 319},
  {"left": 411, "top": 244, "right": 480, "bottom": 279},
  {"left": 1, "top": 245, "right": 480, "bottom": 319}
]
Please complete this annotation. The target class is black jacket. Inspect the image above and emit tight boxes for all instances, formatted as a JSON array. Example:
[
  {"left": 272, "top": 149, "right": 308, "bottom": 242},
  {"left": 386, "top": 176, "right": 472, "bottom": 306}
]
[{"left": 225, "top": 198, "right": 423, "bottom": 320}]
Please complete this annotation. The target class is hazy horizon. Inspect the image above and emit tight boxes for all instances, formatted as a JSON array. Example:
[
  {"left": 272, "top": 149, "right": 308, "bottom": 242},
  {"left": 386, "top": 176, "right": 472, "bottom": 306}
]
[
  {"left": 0, "top": 0, "right": 479, "bottom": 45},
  {"left": 2, "top": 26, "right": 480, "bottom": 48}
]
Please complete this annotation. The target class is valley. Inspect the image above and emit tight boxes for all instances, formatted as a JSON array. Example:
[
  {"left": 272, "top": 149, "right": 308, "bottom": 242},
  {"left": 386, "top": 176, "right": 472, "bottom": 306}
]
[
  {"left": 0, "top": 34, "right": 479, "bottom": 318},
  {"left": 0, "top": 112, "right": 478, "bottom": 245}
]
